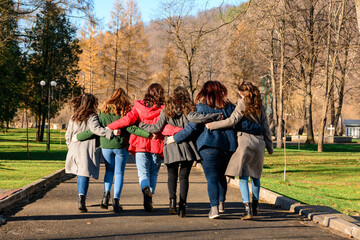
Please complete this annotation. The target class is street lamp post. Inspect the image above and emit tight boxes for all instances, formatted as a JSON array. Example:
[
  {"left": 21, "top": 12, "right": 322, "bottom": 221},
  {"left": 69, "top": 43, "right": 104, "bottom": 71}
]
[{"left": 40, "top": 80, "right": 57, "bottom": 152}]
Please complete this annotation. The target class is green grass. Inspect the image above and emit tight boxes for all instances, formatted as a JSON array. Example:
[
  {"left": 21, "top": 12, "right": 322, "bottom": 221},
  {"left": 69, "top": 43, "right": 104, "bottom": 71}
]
[
  {"left": 0, "top": 128, "right": 67, "bottom": 189},
  {"left": 262, "top": 144, "right": 360, "bottom": 216}
]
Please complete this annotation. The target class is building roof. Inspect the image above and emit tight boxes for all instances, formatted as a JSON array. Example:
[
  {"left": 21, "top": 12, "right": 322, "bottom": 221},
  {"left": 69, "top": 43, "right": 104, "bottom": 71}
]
[{"left": 343, "top": 119, "right": 360, "bottom": 126}]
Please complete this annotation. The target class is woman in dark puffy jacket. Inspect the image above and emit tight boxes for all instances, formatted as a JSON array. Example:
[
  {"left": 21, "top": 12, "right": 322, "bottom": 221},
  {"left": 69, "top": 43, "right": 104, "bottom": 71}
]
[
  {"left": 168, "top": 81, "right": 264, "bottom": 219},
  {"left": 206, "top": 81, "right": 273, "bottom": 220},
  {"left": 139, "top": 86, "right": 221, "bottom": 217}
]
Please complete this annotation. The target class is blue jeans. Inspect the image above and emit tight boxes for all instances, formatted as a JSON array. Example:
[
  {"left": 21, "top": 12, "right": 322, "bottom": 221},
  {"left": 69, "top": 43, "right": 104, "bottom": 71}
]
[
  {"left": 239, "top": 176, "right": 260, "bottom": 203},
  {"left": 77, "top": 175, "right": 89, "bottom": 198},
  {"left": 200, "top": 148, "right": 231, "bottom": 207},
  {"left": 102, "top": 148, "right": 129, "bottom": 199},
  {"left": 135, "top": 152, "right": 162, "bottom": 194}
]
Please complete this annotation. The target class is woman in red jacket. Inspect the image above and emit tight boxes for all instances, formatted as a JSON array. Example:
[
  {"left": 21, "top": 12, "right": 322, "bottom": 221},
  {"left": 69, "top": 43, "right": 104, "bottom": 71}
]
[{"left": 107, "top": 83, "right": 181, "bottom": 212}]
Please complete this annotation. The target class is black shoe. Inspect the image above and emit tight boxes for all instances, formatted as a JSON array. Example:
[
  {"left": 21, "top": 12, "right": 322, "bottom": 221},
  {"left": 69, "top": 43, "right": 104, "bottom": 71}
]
[
  {"left": 169, "top": 198, "right": 177, "bottom": 214},
  {"left": 252, "top": 200, "right": 259, "bottom": 216},
  {"left": 113, "top": 198, "right": 123, "bottom": 213},
  {"left": 78, "top": 195, "right": 87, "bottom": 213},
  {"left": 142, "top": 186, "right": 153, "bottom": 212},
  {"left": 100, "top": 191, "right": 110, "bottom": 209},
  {"left": 178, "top": 202, "right": 186, "bottom": 218},
  {"left": 241, "top": 202, "right": 253, "bottom": 220}
]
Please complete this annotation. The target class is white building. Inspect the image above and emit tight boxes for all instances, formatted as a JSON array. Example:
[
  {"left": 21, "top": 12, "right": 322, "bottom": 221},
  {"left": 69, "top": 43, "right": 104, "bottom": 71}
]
[{"left": 343, "top": 119, "right": 360, "bottom": 138}]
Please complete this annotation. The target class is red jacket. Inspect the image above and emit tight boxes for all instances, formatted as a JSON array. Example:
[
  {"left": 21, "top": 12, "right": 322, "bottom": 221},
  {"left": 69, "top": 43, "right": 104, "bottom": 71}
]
[{"left": 107, "top": 100, "right": 182, "bottom": 156}]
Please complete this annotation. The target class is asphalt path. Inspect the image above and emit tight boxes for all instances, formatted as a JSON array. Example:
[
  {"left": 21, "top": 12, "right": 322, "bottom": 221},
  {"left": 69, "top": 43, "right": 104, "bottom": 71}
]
[{"left": 0, "top": 157, "right": 347, "bottom": 239}]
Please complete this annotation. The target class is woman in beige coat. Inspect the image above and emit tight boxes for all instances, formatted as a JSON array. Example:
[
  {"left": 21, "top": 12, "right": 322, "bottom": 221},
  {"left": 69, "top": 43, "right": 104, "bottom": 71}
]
[
  {"left": 206, "top": 81, "right": 273, "bottom": 220},
  {"left": 65, "top": 93, "right": 113, "bottom": 213}
]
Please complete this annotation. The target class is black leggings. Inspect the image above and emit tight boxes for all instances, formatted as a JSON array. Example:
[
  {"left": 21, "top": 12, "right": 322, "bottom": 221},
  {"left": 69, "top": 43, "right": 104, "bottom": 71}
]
[{"left": 167, "top": 160, "right": 194, "bottom": 204}]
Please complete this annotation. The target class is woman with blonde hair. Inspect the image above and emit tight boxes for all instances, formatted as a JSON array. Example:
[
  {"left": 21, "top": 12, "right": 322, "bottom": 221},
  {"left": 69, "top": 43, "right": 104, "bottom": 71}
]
[
  {"left": 65, "top": 93, "right": 114, "bottom": 213},
  {"left": 76, "top": 88, "right": 152, "bottom": 213},
  {"left": 106, "top": 83, "right": 182, "bottom": 212},
  {"left": 206, "top": 81, "right": 273, "bottom": 220}
]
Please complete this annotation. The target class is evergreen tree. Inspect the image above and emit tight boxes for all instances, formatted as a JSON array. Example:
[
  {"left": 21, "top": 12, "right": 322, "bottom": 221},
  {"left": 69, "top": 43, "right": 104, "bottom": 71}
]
[
  {"left": 27, "top": 1, "right": 81, "bottom": 142},
  {"left": 0, "top": 0, "right": 25, "bottom": 128}
]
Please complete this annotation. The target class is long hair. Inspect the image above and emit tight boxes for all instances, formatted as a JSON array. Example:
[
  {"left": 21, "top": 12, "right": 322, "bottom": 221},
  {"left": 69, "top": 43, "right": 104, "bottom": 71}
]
[
  {"left": 165, "top": 86, "right": 195, "bottom": 118},
  {"left": 195, "top": 80, "right": 230, "bottom": 109},
  {"left": 143, "top": 83, "right": 165, "bottom": 108},
  {"left": 237, "top": 81, "right": 262, "bottom": 116},
  {"left": 71, "top": 93, "right": 98, "bottom": 123},
  {"left": 101, "top": 88, "right": 131, "bottom": 117}
]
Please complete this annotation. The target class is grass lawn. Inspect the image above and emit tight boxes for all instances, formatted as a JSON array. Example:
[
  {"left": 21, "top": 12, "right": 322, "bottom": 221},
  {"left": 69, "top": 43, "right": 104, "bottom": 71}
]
[
  {"left": 262, "top": 143, "right": 360, "bottom": 216},
  {"left": 0, "top": 128, "right": 67, "bottom": 189}
]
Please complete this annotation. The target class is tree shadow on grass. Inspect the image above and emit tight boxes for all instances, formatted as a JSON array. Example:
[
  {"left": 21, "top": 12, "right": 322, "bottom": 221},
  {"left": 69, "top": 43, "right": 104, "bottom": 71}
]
[
  {"left": 0, "top": 151, "right": 67, "bottom": 161},
  {"left": 286, "top": 144, "right": 360, "bottom": 153}
]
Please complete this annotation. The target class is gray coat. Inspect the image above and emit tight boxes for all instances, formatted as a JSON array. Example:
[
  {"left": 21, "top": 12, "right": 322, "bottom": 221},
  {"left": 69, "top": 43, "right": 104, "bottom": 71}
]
[
  {"left": 207, "top": 99, "right": 273, "bottom": 178},
  {"left": 139, "top": 110, "right": 221, "bottom": 164},
  {"left": 65, "top": 114, "right": 113, "bottom": 179}
]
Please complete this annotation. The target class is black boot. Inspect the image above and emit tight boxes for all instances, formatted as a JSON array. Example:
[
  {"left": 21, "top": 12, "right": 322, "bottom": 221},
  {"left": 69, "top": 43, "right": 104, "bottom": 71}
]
[
  {"left": 113, "top": 198, "right": 123, "bottom": 213},
  {"left": 142, "top": 186, "right": 153, "bottom": 212},
  {"left": 178, "top": 202, "right": 186, "bottom": 218},
  {"left": 78, "top": 195, "right": 87, "bottom": 213},
  {"left": 241, "top": 202, "right": 252, "bottom": 220},
  {"left": 169, "top": 198, "right": 177, "bottom": 214},
  {"left": 100, "top": 191, "right": 110, "bottom": 209},
  {"left": 252, "top": 200, "right": 259, "bottom": 216}
]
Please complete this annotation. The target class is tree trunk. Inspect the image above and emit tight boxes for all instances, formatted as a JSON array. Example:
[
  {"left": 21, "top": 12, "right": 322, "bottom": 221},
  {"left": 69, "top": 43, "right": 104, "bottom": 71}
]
[
  {"left": 354, "top": 0, "right": 360, "bottom": 33},
  {"left": 305, "top": 82, "right": 315, "bottom": 144},
  {"left": 36, "top": 104, "right": 42, "bottom": 142},
  {"left": 318, "top": 0, "right": 333, "bottom": 152},
  {"left": 334, "top": 50, "right": 347, "bottom": 136},
  {"left": 276, "top": 21, "right": 285, "bottom": 148},
  {"left": 270, "top": 28, "right": 278, "bottom": 137}
]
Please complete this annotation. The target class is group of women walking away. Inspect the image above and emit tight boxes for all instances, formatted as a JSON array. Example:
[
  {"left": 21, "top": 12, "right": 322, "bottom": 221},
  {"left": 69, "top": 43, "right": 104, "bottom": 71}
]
[{"left": 65, "top": 80, "right": 273, "bottom": 220}]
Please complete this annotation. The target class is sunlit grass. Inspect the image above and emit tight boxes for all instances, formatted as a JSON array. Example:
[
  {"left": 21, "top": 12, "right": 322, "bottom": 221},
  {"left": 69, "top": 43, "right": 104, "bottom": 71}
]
[
  {"left": 0, "top": 128, "right": 67, "bottom": 189},
  {"left": 262, "top": 143, "right": 360, "bottom": 215}
]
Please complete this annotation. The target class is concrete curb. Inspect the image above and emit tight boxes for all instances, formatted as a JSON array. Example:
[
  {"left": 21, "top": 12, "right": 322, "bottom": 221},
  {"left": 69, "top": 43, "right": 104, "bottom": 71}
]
[
  {"left": 0, "top": 168, "right": 66, "bottom": 213},
  {"left": 195, "top": 164, "right": 360, "bottom": 239}
]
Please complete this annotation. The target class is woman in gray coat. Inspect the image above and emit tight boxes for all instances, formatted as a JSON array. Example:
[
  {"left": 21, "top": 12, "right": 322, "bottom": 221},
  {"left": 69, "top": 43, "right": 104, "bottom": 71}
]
[
  {"left": 65, "top": 93, "right": 113, "bottom": 213},
  {"left": 139, "top": 86, "right": 221, "bottom": 217},
  {"left": 206, "top": 81, "right": 273, "bottom": 220}
]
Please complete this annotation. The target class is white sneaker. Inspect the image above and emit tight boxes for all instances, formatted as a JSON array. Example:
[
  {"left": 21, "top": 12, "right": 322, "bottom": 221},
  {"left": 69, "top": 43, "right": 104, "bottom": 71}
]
[{"left": 208, "top": 206, "right": 220, "bottom": 219}]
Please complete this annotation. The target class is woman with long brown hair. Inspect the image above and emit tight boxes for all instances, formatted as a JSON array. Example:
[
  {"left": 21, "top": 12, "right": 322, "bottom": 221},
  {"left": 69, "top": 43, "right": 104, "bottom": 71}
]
[
  {"left": 106, "top": 83, "right": 182, "bottom": 212},
  {"left": 138, "top": 86, "right": 221, "bottom": 217},
  {"left": 206, "top": 81, "right": 273, "bottom": 220},
  {"left": 65, "top": 93, "right": 113, "bottom": 213},
  {"left": 75, "top": 88, "right": 151, "bottom": 213}
]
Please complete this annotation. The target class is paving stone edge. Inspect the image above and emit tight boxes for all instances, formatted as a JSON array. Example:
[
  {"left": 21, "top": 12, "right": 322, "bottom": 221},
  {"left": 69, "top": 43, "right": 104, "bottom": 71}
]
[{"left": 195, "top": 164, "right": 360, "bottom": 239}]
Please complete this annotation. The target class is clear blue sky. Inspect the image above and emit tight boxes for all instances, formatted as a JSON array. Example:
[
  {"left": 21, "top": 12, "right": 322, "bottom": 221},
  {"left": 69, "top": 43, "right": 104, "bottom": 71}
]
[{"left": 94, "top": 0, "right": 244, "bottom": 26}]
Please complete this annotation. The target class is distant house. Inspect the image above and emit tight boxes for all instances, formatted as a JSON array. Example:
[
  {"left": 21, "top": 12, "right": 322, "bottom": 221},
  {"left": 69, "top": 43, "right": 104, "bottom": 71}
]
[{"left": 343, "top": 119, "right": 360, "bottom": 138}]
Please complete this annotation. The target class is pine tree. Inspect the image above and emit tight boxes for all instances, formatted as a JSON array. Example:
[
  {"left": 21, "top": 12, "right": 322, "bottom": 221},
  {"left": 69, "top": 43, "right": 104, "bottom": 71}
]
[
  {"left": 27, "top": 1, "right": 81, "bottom": 142},
  {"left": 0, "top": 0, "right": 25, "bottom": 128}
]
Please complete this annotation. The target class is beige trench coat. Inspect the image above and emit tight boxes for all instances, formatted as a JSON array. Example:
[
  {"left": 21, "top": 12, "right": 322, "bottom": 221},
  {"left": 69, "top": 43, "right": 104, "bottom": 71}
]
[
  {"left": 65, "top": 114, "right": 113, "bottom": 179},
  {"left": 207, "top": 99, "right": 273, "bottom": 178}
]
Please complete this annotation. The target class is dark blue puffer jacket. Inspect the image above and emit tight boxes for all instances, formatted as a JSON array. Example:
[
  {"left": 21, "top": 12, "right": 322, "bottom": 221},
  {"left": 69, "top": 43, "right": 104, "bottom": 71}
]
[{"left": 173, "top": 103, "right": 265, "bottom": 153}]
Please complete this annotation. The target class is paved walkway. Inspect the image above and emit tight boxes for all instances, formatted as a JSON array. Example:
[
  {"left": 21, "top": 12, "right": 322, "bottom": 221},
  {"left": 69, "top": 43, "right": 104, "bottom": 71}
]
[{"left": 0, "top": 157, "right": 347, "bottom": 239}]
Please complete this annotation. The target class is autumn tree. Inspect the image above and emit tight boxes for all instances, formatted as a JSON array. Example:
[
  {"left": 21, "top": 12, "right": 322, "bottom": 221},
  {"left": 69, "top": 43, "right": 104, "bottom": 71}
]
[
  {"left": 161, "top": 0, "right": 251, "bottom": 99},
  {"left": 159, "top": 45, "right": 181, "bottom": 96},
  {"left": 78, "top": 16, "right": 101, "bottom": 94}
]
